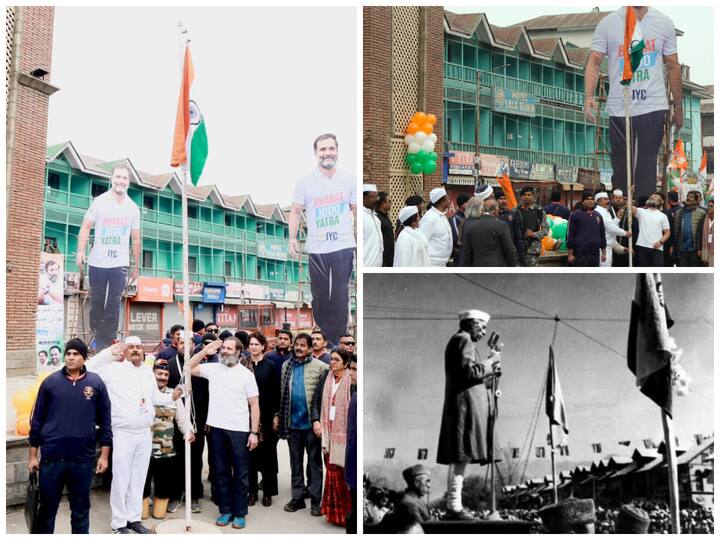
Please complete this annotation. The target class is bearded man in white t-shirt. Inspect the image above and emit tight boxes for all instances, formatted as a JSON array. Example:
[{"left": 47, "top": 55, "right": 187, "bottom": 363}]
[
  {"left": 289, "top": 134, "right": 356, "bottom": 346},
  {"left": 77, "top": 164, "right": 141, "bottom": 349},
  {"left": 631, "top": 193, "right": 671, "bottom": 267},
  {"left": 585, "top": 7, "right": 683, "bottom": 199}
]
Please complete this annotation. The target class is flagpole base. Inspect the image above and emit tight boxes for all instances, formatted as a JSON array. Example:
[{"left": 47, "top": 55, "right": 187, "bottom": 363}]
[
  {"left": 154, "top": 519, "right": 222, "bottom": 534},
  {"left": 486, "top": 511, "right": 502, "bottom": 520}
]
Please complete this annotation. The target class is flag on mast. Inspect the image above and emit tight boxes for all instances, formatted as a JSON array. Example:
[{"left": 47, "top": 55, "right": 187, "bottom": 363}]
[
  {"left": 621, "top": 7, "right": 645, "bottom": 86},
  {"left": 171, "top": 44, "right": 208, "bottom": 185},
  {"left": 546, "top": 346, "right": 569, "bottom": 436},
  {"left": 497, "top": 160, "right": 517, "bottom": 210},
  {"left": 627, "top": 273, "right": 675, "bottom": 417}
]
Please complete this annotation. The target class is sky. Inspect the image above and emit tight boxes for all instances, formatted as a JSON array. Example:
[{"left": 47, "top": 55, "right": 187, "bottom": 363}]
[
  {"left": 47, "top": 7, "right": 357, "bottom": 207},
  {"left": 449, "top": 5, "right": 714, "bottom": 85},
  {"left": 364, "top": 273, "right": 714, "bottom": 476}
]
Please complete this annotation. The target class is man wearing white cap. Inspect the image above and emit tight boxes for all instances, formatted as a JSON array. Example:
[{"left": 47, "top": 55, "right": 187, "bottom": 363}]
[
  {"left": 419, "top": 187, "right": 453, "bottom": 266},
  {"left": 594, "top": 191, "right": 630, "bottom": 267},
  {"left": 362, "top": 184, "right": 384, "bottom": 267},
  {"left": 394, "top": 206, "right": 430, "bottom": 267},
  {"left": 87, "top": 337, "right": 183, "bottom": 534},
  {"left": 474, "top": 184, "right": 494, "bottom": 207},
  {"left": 437, "top": 310, "right": 500, "bottom": 520}
]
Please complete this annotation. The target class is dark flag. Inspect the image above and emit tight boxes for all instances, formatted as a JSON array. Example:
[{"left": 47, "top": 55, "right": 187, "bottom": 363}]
[
  {"left": 546, "top": 346, "right": 569, "bottom": 435},
  {"left": 627, "top": 273, "right": 675, "bottom": 417}
]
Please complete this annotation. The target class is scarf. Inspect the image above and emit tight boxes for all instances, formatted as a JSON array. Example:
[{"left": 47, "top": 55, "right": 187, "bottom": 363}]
[{"left": 320, "top": 369, "right": 351, "bottom": 467}]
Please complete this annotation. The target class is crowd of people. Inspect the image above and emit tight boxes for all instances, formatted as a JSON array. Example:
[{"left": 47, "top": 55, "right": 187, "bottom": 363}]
[
  {"left": 27, "top": 319, "right": 358, "bottom": 534},
  {"left": 363, "top": 184, "right": 714, "bottom": 268}
]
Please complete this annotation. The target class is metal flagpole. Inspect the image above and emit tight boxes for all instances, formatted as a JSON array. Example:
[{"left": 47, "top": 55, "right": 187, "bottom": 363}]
[
  {"left": 548, "top": 418, "right": 558, "bottom": 504},
  {"left": 662, "top": 401, "right": 681, "bottom": 533},
  {"left": 624, "top": 86, "right": 633, "bottom": 267}
]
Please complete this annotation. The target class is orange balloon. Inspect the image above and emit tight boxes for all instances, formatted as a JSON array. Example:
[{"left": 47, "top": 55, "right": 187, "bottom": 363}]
[
  {"left": 421, "top": 123, "right": 434, "bottom": 135},
  {"left": 426, "top": 114, "right": 437, "bottom": 126},
  {"left": 11, "top": 389, "right": 34, "bottom": 415},
  {"left": 16, "top": 414, "right": 30, "bottom": 436},
  {"left": 406, "top": 122, "right": 420, "bottom": 135},
  {"left": 541, "top": 235, "right": 556, "bottom": 252},
  {"left": 412, "top": 112, "right": 427, "bottom": 125}
]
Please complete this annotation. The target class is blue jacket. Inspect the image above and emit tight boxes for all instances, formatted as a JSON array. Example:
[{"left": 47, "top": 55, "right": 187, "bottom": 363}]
[
  {"left": 29, "top": 366, "right": 112, "bottom": 462},
  {"left": 345, "top": 392, "right": 357, "bottom": 489}
]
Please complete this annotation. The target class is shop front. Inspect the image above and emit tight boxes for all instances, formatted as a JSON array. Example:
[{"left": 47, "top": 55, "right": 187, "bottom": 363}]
[{"left": 127, "top": 276, "right": 174, "bottom": 349}]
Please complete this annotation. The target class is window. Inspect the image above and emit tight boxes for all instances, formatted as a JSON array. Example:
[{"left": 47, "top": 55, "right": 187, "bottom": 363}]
[
  {"left": 535, "top": 447, "right": 546, "bottom": 458},
  {"left": 417, "top": 448, "right": 428, "bottom": 460},
  {"left": 239, "top": 308, "right": 258, "bottom": 328},
  {"left": 225, "top": 213, "right": 233, "bottom": 227},
  {"left": 558, "top": 445, "right": 570, "bottom": 456},
  {"left": 384, "top": 448, "right": 396, "bottom": 459},
  {"left": 188, "top": 205, "right": 198, "bottom": 219},
  {"left": 142, "top": 250, "right": 153, "bottom": 268},
  {"left": 188, "top": 256, "right": 197, "bottom": 273},
  {"left": 91, "top": 183, "right": 108, "bottom": 198},
  {"left": 225, "top": 261, "right": 232, "bottom": 277},
  {"left": 512, "top": 447, "right": 520, "bottom": 459},
  {"left": 143, "top": 195, "right": 155, "bottom": 210},
  {"left": 48, "top": 172, "right": 61, "bottom": 190},
  {"left": 592, "top": 443, "right": 602, "bottom": 454}
]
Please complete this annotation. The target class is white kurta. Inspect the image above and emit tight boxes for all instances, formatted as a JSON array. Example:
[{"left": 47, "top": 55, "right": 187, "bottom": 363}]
[
  {"left": 418, "top": 207, "right": 452, "bottom": 266},
  {"left": 595, "top": 205, "right": 627, "bottom": 267},
  {"left": 363, "top": 207, "right": 384, "bottom": 267},
  {"left": 393, "top": 227, "right": 430, "bottom": 267}
]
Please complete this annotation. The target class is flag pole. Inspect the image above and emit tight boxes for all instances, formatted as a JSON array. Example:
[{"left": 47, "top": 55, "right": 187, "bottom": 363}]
[
  {"left": 662, "top": 410, "right": 681, "bottom": 533},
  {"left": 178, "top": 22, "right": 193, "bottom": 533},
  {"left": 548, "top": 414, "right": 558, "bottom": 504},
  {"left": 624, "top": 85, "right": 633, "bottom": 268}
]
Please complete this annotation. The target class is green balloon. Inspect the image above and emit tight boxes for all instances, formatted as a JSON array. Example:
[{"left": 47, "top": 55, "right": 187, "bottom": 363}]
[
  {"left": 406, "top": 153, "right": 416, "bottom": 164},
  {"left": 423, "top": 160, "right": 437, "bottom": 175},
  {"left": 410, "top": 161, "right": 423, "bottom": 174},
  {"left": 429, "top": 151, "right": 438, "bottom": 162},
  {"left": 553, "top": 221, "right": 568, "bottom": 241},
  {"left": 416, "top": 150, "right": 429, "bottom": 164}
]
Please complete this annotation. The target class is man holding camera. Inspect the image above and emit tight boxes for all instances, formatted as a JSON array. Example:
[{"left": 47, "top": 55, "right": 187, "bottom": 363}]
[{"left": 436, "top": 309, "right": 500, "bottom": 519}]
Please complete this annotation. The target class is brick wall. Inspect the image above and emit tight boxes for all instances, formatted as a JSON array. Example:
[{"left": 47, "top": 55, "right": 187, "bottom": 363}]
[
  {"left": 421, "top": 7, "right": 445, "bottom": 201},
  {"left": 6, "top": 6, "right": 55, "bottom": 374}
]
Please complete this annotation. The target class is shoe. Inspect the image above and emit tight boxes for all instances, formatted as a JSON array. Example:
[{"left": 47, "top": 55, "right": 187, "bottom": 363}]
[
  {"left": 311, "top": 506, "right": 323, "bottom": 517},
  {"left": 284, "top": 499, "right": 307, "bottom": 512},
  {"left": 215, "top": 514, "right": 233, "bottom": 527},
  {"left": 443, "top": 508, "right": 477, "bottom": 521},
  {"left": 112, "top": 527, "right": 133, "bottom": 534},
  {"left": 262, "top": 495, "right": 272, "bottom": 507},
  {"left": 167, "top": 499, "right": 182, "bottom": 513},
  {"left": 303, "top": 487, "right": 310, "bottom": 499},
  {"left": 126, "top": 521, "right": 153, "bottom": 533},
  {"left": 248, "top": 492, "right": 257, "bottom": 506},
  {"left": 190, "top": 499, "right": 201, "bottom": 513},
  {"left": 232, "top": 517, "right": 246, "bottom": 529}
]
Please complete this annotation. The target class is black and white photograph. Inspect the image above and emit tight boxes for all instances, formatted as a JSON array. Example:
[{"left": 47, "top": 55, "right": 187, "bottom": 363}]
[{"left": 363, "top": 273, "right": 713, "bottom": 534}]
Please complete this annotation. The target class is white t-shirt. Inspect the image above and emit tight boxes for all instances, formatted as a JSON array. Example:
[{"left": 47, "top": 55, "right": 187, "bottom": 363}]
[
  {"left": 636, "top": 207, "right": 670, "bottom": 250},
  {"left": 591, "top": 8, "right": 677, "bottom": 117},
  {"left": 85, "top": 191, "right": 141, "bottom": 268},
  {"left": 362, "top": 207, "right": 383, "bottom": 267},
  {"left": 196, "top": 363, "right": 259, "bottom": 432},
  {"left": 293, "top": 167, "right": 356, "bottom": 254}
]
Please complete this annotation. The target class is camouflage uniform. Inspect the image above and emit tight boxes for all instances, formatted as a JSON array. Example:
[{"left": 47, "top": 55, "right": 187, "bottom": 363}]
[
  {"left": 511, "top": 204, "right": 549, "bottom": 267},
  {"left": 151, "top": 386, "right": 181, "bottom": 458}
]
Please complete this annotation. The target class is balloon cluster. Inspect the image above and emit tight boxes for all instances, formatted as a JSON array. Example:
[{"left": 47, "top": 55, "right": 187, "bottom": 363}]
[
  {"left": 404, "top": 112, "right": 438, "bottom": 175},
  {"left": 541, "top": 215, "right": 569, "bottom": 253},
  {"left": 11, "top": 372, "right": 51, "bottom": 436}
]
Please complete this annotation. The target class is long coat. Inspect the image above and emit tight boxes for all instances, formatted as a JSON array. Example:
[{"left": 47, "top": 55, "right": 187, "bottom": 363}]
[
  {"left": 436, "top": 330, "right": 493, "bottom": 465},
  {"left": 461, "top": 215, "right": 517, "bottom": 267}
]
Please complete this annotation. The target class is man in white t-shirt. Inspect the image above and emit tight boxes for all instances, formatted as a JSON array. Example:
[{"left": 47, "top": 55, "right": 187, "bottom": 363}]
[
  {"left": 77, "top": 164, "right": 141, "bottom": 349},
  {"left": 289, "top": 134, "right": 356, "bottom": 345},
  {"left": 362, "top": 183, "right": 384, "bottom": 267},
  {"left": 190, "top": 337, "right": 260, "bottom": 530},
  {"left": 585, "top": 7, "right": 683, "bottom": 199},
  {"left": 631, "top": 194, "right": 671, "bottom": 267}
]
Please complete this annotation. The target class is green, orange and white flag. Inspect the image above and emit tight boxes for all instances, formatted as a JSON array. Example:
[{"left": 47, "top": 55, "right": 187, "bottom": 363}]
[
  {"left": 171, "top": 44, "right": 208, "bottom": 186},
  {"left": 621, "top": 7, "right": 645, "bottom": 86}
]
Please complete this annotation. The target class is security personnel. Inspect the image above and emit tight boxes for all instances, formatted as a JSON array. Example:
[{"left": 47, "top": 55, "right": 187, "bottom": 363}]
[
  {"left": 566, "top": 191, "right": 607, "bottom": 267},
  {"left": 380, "top": 464, "right": 431, "bottom": 532}
]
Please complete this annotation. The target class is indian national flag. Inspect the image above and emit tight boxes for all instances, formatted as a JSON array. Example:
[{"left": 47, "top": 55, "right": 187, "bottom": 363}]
[
  {"left": 621, "top": 7, "right": 645, "bottom": 86},
  {"left": 171, "top": 44, "right": 208, "bottom": 186}
]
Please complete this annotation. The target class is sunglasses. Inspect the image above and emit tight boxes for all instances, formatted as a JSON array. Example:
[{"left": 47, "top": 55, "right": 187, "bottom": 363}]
[{"left": 341, "top": 341, "right": 355, "bottom": 346}]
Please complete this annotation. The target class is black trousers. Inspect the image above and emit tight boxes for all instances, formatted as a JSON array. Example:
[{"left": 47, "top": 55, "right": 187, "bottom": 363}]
[
  {"left": 171, "top": 421, "right": 206, "bottom": 500},
  {"left": 635, "top": 245, "right": 665, "bottom": 267},
  {"left": 609, "top": 110, "right": 667, "bottom": 200},
  {"left": 88, "top": 265, "right": 127, "bottom": 349},
  {"left": 347, "top": 488, "right": 357, "bottom": 534},
  {"left": 287, "top": 429, "right": 323, "bottom": 508},
  {"left": 308, "top": 248, "right": 354, "bottom": 345},
  {"left": 571, "top": 252, "right": 600, "bottom": 267},
  {"left": 144, "top": 456, "right": 175, "bottom": 499},
  {"left": 249, "top": 437, "right": 279, "bottom": 497},
  {"left": 677, "top": 251, "right": 702, "bottom": 267}
]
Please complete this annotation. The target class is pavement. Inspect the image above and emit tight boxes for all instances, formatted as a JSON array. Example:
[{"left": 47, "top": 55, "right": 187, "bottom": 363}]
[{"left": 6, "top": 376, "right": 343, "bottom": 534}]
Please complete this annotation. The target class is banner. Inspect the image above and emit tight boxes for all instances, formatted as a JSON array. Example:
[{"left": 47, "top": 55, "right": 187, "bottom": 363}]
[
  {"left": 556, "top": 165, "right": 579, "bottom": 184},
  {"left": 530, "top": 162, "right": 555, "bottom": 181},
  {"left": 135, "top": 277, "right": 174, "bottom": 303},
  {"left": 202, "top": 283, "right": 226, "bottom": 304},
  {"left": 448, "top": 151, "right": 476, "bottom": 176},
  {"left": 268, "top": 287, "right": 285, "bottom": 301},
  {"left": 242, "top": 283, "right": 270, "bottom": 301},
  {"left": 275, "top": 307, "right": 314, "bottom": 328},
  {"left": 226, "top": 281, "right": 243, "bottom": 299},
  {"left": 479, "top": 154, "right": 509, "bottom": 177},
  {"left": 37, "top": 253, "right": 65, "bottom": 371},
  {"left": 216, "top": 307, "right": 238, "bottom": 328},
  {"left": 174, "top": 280, "right": 204, "bottom": 296},
  {"left": 492, "top": 87, "right": 537, "bottom": 117},
  {"left": 510, "top": 159, "right": 532, "bottom": 180},
  {"left": 257, "top": 239, "right": 287, "bottom": 261},
  {"left": 128, "top": 303, "right": 162, "bottom": 343}
]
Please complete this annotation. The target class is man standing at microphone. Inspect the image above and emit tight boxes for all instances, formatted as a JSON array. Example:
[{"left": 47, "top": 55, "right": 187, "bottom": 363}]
[{"left": 436, "top": 309, "right": 500, "bottom": 520}]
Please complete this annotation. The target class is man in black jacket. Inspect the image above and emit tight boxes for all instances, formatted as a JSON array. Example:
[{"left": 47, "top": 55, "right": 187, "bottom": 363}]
[
  {"left": 376, "top": 192, "right": 395, "bottom": 267},
  {"left": 461, "top": 200, "right": 517, "bottom": 266}
]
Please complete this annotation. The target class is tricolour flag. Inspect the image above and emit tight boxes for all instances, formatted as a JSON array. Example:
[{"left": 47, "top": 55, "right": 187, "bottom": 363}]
[
  {"left": 171, "top": 44, "right": 208, "bottom": 186},
  {"left": 546, "top": 346, "right": 569, "bottom": 436},
  {"left": 497, "top": 161, "right": 517, "bottom": 210},
  {"left": 627, "top": 273, "right": 675, "bottom": 417},
  {"left": 621, "top": 7, "right": 645, "bottom": 86}
]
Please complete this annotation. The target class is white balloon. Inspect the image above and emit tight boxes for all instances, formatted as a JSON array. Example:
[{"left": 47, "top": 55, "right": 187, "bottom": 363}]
[
  {"left": 414, "top": 131, "right": 427, "bottom": 143},
  {"left": 404, "top": 134, "right": 413, "bottom": 145},
  {"left": 429, "top": 133, "right": 438, "bottom": 143},
  {"left": 422, "top": 140, "right": 435, "bottom": 152},
  {"left": 408, "top": 142, "right": 421, "bottom": 154}
]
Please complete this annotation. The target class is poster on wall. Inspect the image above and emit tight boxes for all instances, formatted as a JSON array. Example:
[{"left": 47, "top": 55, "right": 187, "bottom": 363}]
[{"left": 36, "top": 252, "right": 65, "bottom": 371}]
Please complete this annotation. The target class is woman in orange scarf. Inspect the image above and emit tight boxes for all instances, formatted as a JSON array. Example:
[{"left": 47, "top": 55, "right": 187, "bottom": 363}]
[{"left": 318, "top": 347, "right": 353, "bottom": 526}]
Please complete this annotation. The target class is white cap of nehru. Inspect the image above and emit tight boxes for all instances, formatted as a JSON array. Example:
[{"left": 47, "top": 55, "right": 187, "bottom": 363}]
[
  {"left": 458, "top": 309, "right": 491, "bottom": 323},
  {"left": 475, "top": 184, "right": 494, "bottom": 202},
  {"left": 362, "top": 184, "right": 378, "bottom": 192},
  {"left": 429, "top": 187, "right": 447, "bottom": 204},
  {"left": 125, "top": 336, "right": 142, "bottom": 345},
  {"left": 398, "top": 206, "right": 419, "bottom": 223}
]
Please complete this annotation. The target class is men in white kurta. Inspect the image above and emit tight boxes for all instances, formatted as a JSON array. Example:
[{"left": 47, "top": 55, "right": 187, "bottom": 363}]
[
  {"left": 394, "top": 206, "right": 430, "bottom": 267},
  {"left": 594, "top": 192, "right": 630, "bottom": 267},
  {"left": 419, "top": 188, "right": 453, "bottom": 267},
  {"left": 362, "top": 183, "right": 384, "bottom": 267},
  {"left": 87, "top": 336, "right": 182, "bottom": 534}
]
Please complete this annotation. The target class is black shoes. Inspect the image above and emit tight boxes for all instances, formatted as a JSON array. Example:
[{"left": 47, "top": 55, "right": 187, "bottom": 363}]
[{"left": 284, "top": 499, "right": 307, "bottom": 512}]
